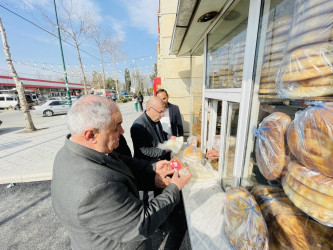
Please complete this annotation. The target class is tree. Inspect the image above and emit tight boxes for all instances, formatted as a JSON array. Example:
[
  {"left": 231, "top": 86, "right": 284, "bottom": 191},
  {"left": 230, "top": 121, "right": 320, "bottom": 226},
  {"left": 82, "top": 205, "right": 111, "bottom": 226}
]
[
  {"left": 91, "top": 71, "right": 103, "bottom": 90},
  {"left": 0, "top": 18, "right": 36, "bottom": 132},
  {"left": 124, "top": 68, "right": 131, "bottom": 92},
  {"left": 89, "top": 24, "right": 109, "bottom": 96},
  {"left": 150, "top": 63, "right": 157, "bottom": 81},
  {"left": 105, "top": 36, "right": 126, "bottom": 97},
  {"left": 44, "top": 0, "right": 94, "bottom": 95}
]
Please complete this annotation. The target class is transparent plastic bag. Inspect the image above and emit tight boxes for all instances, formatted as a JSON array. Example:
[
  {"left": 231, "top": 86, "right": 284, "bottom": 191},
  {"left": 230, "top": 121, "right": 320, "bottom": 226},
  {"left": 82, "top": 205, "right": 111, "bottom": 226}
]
[
  {"left": 157, "top": 136, "right": 183, "bottom": 154},
  {"left": 224, "top": 187, "right": 269, "bottom": 250},
  {"left": 275, "top": 1, "right": 333, "bottom": 98},
  {"left": 186, "top": 136, "right": 197, "bottom": 147},
  {"left": 254, "top": 112, "right": 291, "bottom": 180},
  {"left": 251, "top": 184, "right": 333, "bottom": 248},
  {"left": 282, "top": 161, "right": 333, "bottom": 227},
  {"left": 286, "top": 102, "right": 333, "bottom": 177}
]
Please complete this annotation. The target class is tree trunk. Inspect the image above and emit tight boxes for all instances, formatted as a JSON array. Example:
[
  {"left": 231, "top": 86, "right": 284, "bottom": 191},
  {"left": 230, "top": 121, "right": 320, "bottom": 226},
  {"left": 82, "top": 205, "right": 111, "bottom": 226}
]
[
  {"left": 74, "top": 40, "right": 88, "bottom": 95},
  {"left": 0, "top": 18, "right": 36, "bottom": 132},
  {"left": 100, "top": 54, "right": 106, "bottom": 97}
]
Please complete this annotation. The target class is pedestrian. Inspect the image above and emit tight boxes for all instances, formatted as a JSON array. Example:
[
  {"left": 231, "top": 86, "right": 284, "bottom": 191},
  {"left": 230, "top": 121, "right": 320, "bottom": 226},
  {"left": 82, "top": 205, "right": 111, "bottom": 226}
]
[
  {"left": 51, "top": 95, "right": 191, "bottom": 250},
  {"left": 137, "top": 91, "right": 144, "bottom": 111},
  {"left": 133, "top": 93, "right": 138, "bottom": 112},
  {"left": 111, "top": 92, "right": 117, "bottom": 103},
  {"left": 156, "top": 89, "right": 184, "bottom": 138}
]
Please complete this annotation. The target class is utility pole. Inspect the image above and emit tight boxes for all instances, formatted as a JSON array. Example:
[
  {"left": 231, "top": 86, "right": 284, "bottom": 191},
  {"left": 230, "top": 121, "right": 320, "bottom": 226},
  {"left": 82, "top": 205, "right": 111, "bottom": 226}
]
[{"left": 53, "top": 0, "right": 72, "bottom": 106}]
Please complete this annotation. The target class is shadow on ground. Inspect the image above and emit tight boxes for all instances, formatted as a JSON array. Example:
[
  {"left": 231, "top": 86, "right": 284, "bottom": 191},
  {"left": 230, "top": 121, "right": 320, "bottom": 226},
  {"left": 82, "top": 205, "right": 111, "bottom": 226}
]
[
  {"left": 0, "top": 127, "right": 25, "bottom": 135},
  {"left": 0, "top": 181, "right": 191, "bottom": 250}
]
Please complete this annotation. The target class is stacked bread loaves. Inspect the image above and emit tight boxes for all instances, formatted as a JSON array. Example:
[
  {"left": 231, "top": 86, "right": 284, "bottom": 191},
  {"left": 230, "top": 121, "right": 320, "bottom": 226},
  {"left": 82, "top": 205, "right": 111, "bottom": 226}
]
[
  {"left": 255, "top": 112, "right": 291, "bottom": 180},
  {"left": 224, "top": 187, "right": 269, "bottom": 250},
  {"left": 282, "top": 161, "right": 333, "bottom": 227},
  {"left": 287, "top": 103, "right": 333, "bottom": 177},
  {"left": 276, "top": 1, "right": 333, "bottom": 98},
  {"left": 259, "top": 16, "right": 292, "bottom": 95},
  {"left": 252, "top": 184, "right": 333, "bottom": 249}
]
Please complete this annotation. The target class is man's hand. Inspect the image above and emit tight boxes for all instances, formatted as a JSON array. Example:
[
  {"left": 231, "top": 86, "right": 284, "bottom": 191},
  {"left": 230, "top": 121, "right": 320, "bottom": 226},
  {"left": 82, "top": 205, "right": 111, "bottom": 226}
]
[
  {"left": 171, "top": 171, "right": 192, "bottom": 191},
  {"left": 155, "top": 160, "right": 174, "bottom": 188},
  {"left": 206, "top": 149, "right": 219, "bottom": 160}
]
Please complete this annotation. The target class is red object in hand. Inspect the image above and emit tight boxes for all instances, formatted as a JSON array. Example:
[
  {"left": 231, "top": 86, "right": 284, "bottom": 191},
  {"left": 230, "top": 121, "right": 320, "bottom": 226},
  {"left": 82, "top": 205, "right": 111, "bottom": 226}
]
[{"left": 169, "top": 158, "right": 185, "bottom": 171}]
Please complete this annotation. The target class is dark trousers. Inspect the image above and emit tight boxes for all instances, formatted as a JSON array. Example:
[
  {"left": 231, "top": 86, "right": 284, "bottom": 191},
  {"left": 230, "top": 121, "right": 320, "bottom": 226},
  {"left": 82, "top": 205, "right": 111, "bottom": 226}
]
[{"left": 139, "top": 101, "right": 143, "bottom": 111}]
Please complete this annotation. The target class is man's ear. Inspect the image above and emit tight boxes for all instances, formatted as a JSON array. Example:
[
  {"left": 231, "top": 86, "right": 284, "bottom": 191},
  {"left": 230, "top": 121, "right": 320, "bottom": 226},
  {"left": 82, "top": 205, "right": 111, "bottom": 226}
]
[{"left": 83, "top": 129, "right": 97, "bottom": 143}]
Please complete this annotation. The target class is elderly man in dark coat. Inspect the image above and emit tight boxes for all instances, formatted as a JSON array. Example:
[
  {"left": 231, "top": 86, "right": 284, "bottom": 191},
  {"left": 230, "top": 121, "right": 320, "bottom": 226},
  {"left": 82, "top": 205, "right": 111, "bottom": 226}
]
[{"left": 51, "top": 95, "right": 191, "bottom": 250}]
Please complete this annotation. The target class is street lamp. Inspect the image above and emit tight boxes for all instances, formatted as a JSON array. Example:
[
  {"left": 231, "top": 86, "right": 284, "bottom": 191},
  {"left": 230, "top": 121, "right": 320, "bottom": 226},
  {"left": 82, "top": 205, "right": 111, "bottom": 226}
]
[{"left": 53, "top": 0, "right": 72, "bottom": 106}]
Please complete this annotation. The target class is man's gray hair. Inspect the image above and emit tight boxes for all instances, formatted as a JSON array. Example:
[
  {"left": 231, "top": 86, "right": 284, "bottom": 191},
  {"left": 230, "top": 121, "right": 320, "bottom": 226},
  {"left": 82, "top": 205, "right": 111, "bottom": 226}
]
[{"left": 67, "top": 95, "right": 116, "bottom": 135}]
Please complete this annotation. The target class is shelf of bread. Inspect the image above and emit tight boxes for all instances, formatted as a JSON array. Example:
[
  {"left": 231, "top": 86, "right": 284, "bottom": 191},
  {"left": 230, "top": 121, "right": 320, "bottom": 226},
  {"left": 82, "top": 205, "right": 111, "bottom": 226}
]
[{"left": 258, "top": 0, "right": 333, "bottom": 100}]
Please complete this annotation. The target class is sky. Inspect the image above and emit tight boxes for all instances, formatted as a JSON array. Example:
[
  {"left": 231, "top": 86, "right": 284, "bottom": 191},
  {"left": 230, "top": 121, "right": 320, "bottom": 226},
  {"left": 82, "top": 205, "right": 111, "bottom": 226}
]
[{"left": 0, "top": 0, "right": 159, "bottom": 85}]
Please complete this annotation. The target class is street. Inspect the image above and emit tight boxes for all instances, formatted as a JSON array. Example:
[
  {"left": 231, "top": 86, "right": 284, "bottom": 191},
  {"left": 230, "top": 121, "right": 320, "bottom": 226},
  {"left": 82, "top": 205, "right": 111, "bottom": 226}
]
[{"left": 0, "top": 109, "right": 66, "bottom": 135}]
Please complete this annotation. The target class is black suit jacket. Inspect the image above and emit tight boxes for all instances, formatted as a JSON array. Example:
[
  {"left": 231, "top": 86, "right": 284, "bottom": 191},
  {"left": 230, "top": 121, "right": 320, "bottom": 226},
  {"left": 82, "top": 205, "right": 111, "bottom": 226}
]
[
  {"left": 51, "top": 135, "right": 180, "bottom": 250},
  {"left": 168, "top": 103, "right": 184, "bottom": 137},
  {"left": 131, "top": 112, "right": 170, "bottom": 162}
]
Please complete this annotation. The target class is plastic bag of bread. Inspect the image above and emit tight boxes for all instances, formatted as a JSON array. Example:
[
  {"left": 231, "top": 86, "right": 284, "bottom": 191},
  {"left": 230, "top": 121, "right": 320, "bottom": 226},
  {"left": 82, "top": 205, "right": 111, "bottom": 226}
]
[
  {"left": 255, "top": 112, "right": 291, "bottom": 180},
  {"left": 182, "top": 146, "right": 203, "bottom": 164},
  {"left": 282, "top": 161, "right": 333, "bottom": 227},
  {"left": 251, "top": 185, "right": 333, "bottom": 249},
  {"left": 287, "top": 102, "right": 333, "bottom": 177},
  {"left": 157, "top": 136, "right": 183, "bottom": 154},
  {"left": 224, "top": 187, "right": 269, "bottom": 250},
  {"left": 275, "top": 0, "right": 333, "bottom": 98}
]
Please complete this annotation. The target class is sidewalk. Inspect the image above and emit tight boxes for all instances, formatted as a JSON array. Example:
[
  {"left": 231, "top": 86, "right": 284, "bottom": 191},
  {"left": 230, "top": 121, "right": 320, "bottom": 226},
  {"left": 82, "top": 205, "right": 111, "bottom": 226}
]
[{"left": 0, "top": 100, "right": 142, "bottom": 184}]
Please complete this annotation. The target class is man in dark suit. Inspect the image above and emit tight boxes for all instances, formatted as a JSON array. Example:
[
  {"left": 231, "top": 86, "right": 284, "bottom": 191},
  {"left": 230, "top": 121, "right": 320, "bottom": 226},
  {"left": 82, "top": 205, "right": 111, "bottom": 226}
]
[
  {"left": 156, "top": 89, "right": 183, "bottom": 138},
  {"left": 51, "top": 95, "right": 191, "bottom": 250},
  {"left": 130, "top": 96, "right": 171, "bottom": 162}
]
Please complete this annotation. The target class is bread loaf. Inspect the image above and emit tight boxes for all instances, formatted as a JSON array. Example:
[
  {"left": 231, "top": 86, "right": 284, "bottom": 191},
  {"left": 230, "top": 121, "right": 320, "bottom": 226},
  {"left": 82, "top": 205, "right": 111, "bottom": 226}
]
[
  {"left": 282, "top": 178, "right": 333, "bottom": 226},
  {"left": 282, "top": 65, "right": 333, "bottom": 82},
  {"left": 288, "top": 161, "right": 333, "bottom": 196},
  {"left": 285, "top": 174, "right": 333, "bottom": 210},
  {"left": 276, "top": 84, "right": 333, "bottom": 98},
  {"left": 287, "top": 103, "right": 333, "bottom": 176},
  {"left": 251, "top": 185, "right": 333, "bottom": 250},
  {"left": 289, "top": 12, "right": 333, "bottom": 39},
  {"left": 255, "top": 112, "right": 291, "bottom": 180},
  {"left": 224, "top": 187, "right": 269, "bottom": 250}
]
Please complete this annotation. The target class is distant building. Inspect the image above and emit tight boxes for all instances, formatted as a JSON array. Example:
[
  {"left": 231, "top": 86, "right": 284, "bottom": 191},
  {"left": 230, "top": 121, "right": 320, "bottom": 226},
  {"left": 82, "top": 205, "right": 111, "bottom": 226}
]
[{"left": 0, "top": 75, "right": 91, "bottom": 97}]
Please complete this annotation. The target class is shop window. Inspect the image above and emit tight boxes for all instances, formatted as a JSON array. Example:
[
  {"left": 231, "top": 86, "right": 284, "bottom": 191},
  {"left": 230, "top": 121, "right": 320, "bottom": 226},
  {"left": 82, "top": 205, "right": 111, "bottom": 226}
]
[{"left": 206, "top": 0, "right": 249, "bottom": 89}]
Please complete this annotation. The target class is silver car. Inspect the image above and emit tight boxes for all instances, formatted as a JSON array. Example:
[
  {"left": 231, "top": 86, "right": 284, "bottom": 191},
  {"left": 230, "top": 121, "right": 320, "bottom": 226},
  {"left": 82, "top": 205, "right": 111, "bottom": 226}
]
[{"left": 32, "top": 100, "right": 70, "bottom": 117}]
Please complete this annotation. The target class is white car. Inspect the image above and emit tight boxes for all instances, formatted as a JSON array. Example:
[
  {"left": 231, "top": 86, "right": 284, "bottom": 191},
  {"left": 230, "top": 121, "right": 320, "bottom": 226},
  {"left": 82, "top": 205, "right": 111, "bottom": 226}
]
[{"left": 32, "top": 100, "right": 70, "bottom": 117}]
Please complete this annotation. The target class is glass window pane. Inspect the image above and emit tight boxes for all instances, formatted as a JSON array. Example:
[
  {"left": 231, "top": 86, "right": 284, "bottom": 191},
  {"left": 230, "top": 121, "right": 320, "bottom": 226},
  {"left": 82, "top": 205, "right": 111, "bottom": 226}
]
[
  {"left": 221, "top": 102, "right": 239, "bottom": 189},
  {"left": 206, "top": 1, "right": 249, "bottom": 89},
  {"left": 190, "top": 40, "right": 204, "bottom": 147}
]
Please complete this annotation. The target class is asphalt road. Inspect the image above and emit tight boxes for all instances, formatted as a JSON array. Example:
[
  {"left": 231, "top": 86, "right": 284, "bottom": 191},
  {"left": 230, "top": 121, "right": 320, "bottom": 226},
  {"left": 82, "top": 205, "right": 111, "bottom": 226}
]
[{"left": 0, "top": 109, "right": 63, "bottom": 135}]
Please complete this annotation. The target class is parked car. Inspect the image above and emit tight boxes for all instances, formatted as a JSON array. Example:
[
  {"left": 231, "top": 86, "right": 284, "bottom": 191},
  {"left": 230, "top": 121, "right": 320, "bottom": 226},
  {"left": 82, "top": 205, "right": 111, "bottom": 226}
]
[
  {"left": 48, "top": 96, "right": 65, "bottom": 101},
  {"left": 0, "top": 94, "right": 19, "bottom": 109},
  {"left": 0, "top": 120, "right": 2, "bottom": 126},
  {"left": 32, "top": 100, "right": 70, "bottom": 117}
]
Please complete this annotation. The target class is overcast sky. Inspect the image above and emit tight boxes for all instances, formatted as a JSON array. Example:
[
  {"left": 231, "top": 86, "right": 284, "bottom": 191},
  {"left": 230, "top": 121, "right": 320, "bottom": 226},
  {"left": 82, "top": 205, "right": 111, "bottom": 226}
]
[{"left": 0, "top": 0, "right": 159, "bottom": 83}]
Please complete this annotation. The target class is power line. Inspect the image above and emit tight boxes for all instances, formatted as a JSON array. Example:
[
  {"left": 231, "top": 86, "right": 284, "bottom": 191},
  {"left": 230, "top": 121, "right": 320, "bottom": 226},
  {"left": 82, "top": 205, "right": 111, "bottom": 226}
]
[{"left": 0, "top": 4, "right": 100, "bottom": 61}]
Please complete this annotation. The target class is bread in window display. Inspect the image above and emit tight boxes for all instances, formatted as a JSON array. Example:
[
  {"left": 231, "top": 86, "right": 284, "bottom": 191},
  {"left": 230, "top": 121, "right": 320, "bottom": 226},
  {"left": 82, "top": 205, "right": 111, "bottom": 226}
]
[
  {"left": 282, "top": 171, "right": 333, "bottom": 227},
  {"left": 224, "top": 187, "right": 269, "bottom": 250},
  {"left": 251, "top": 184, "right": 333, "bottom": 250},
  {"left": 255, "top": 112, "right": 291, "bottom": 180},
  {"left": 288, "top": 161, "right": 333, "bottom": 196},
  {"left": 260, "top": 16, "right": 291, "bottom": 95},
  {"left": 276, "top": 1, "right": 333, "bottom": 98},
  {"left": 287, "top": 103, "right": 333, "bottom": 177}
]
